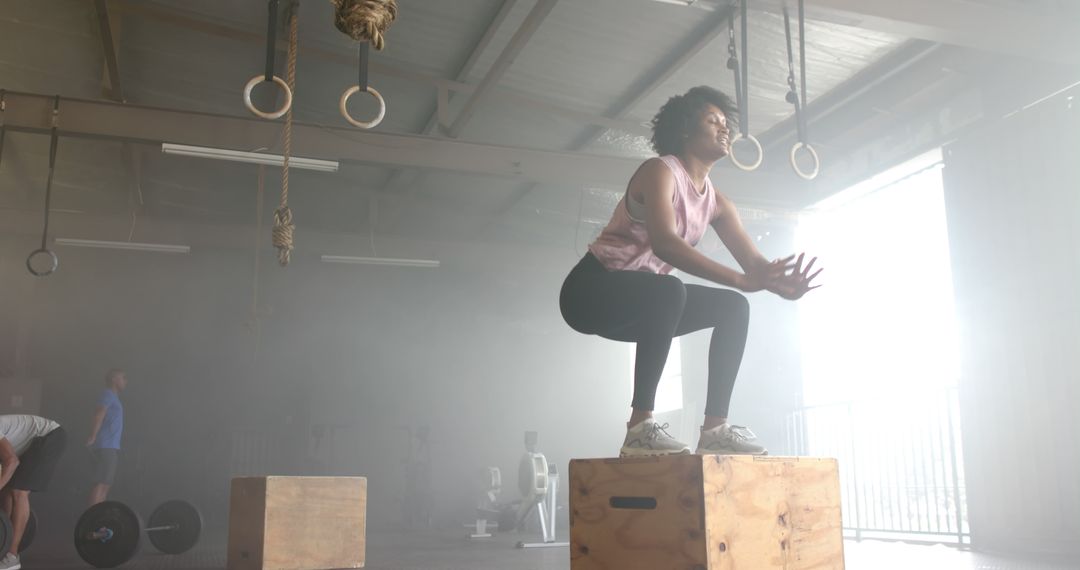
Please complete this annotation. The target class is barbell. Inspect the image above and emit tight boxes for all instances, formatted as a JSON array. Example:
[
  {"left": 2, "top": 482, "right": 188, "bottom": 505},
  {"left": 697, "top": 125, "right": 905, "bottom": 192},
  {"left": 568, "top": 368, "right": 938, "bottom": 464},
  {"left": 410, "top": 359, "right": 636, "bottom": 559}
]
[
  {"left": 75, "top": 500, "right": 202, "bottom": 568},
  {"left": 0, "top": 509, "right": 37, "bottom": 555}
]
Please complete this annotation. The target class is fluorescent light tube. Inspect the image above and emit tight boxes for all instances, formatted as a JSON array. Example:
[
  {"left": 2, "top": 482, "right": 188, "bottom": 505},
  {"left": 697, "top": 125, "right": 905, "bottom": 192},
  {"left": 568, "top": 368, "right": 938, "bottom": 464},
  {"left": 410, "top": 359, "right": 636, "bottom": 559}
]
[
  {"left": 321, "top": 255, "right": 440, "bottom": 268},
  {"left": 55, "top": 238, "right": 191, "bottom": 254},
  {"left": 162, "top": 143, "right": 339, "bottom": 172}
]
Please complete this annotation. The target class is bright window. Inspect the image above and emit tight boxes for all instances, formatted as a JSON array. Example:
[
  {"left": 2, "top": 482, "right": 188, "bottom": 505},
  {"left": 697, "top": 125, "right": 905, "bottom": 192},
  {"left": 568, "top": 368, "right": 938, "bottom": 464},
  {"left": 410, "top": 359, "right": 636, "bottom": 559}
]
[{"left": 795, "top": 149, "right": 960, "bottom": 406}]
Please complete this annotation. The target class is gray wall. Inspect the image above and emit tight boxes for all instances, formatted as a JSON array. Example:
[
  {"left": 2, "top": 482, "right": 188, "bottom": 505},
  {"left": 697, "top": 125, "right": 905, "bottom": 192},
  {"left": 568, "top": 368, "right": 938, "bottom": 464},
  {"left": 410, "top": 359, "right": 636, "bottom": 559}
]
[{"left": 942, "top": 88, "right": 1080, "bottom": 556}]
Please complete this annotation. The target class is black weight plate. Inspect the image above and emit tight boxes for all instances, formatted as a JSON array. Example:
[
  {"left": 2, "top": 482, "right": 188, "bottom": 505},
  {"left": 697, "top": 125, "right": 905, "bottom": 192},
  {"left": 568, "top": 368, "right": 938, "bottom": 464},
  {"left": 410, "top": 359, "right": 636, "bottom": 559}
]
[
  {"left": 147, "top": 500, "right": 201, "bottom": 554},
  {"left": 74, "top": 501, "right": 141, "bottom": 568},
  {"left": 17, "top": 509, "right": 36, "bottom": 552},
  {"left": 0, "top": 512, "right": 12, "bottom": 558}
]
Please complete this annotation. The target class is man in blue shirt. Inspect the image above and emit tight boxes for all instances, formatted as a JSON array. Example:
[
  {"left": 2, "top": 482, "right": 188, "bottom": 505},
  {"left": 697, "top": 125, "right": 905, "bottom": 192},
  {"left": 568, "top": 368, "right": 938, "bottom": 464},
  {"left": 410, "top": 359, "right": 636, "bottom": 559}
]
[{"left": 86, "top": 369, "right": 125, "bottom": 506}]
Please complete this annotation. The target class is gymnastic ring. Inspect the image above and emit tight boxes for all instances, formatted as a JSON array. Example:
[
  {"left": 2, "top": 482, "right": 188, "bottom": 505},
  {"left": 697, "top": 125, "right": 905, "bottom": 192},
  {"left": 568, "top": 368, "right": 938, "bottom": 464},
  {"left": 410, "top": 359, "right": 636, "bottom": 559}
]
[
  {"left": 728, "top": 132, "right": 763, "bottom": 171},
  {"left": 789, "top": 141, "right": 820, "bottom": 180},
  {"left": 26, "top": 248, "right": 58, "bottom": 277},
  {"left": 243, "top": 75, "right": 293, "bottom": 120},
  {"left": 340, "top": 85, "right": 386, "bottom": 129}
]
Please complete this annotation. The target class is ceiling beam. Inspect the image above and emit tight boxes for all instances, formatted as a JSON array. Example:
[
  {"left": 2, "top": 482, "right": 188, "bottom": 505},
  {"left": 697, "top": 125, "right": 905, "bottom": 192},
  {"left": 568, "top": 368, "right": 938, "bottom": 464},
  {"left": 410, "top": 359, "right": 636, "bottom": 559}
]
[
  {"left": 444, "top": 0, "right": 559, "bottom": 139},
  {"left": 424, "top": 0, "right": 519, "bottom": 136},
  {"left": 753, "top": 0, "right": 1080, "bottom": 65},
  {"left": 93, "top": 0, "right": 155, "bottom": 218},
  {"left": 379, "top": 0, "right": 521, "bottom": 227},
  {"left": 0, "top": 207, "right": 586, "bottom": 270},
  {"left": 94, "top": 0, "right": 125, "bottom": 102},
  {"left": 1, "top": 91, "right": 642, "bottom": 188},
  {"left": 2, "top": 92, "right": 799, "bottom": 210}
]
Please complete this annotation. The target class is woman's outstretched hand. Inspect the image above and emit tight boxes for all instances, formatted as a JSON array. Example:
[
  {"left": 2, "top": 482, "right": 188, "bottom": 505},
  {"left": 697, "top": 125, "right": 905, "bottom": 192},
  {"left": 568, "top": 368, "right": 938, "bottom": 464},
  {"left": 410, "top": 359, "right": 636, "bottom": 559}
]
[
  {"left": 768, "top": 253, "right": 823, "bottom": 300},
  {"left": 739, "top": 255, "right": 797, "bottom": 292}
]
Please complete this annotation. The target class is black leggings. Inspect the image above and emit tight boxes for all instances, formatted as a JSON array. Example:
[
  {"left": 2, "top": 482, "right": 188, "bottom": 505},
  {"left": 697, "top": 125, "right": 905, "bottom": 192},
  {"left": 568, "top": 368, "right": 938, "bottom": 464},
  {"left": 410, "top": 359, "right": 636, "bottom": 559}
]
[{"left": 559, "top": 253, "right": 749, "bottom": 417}]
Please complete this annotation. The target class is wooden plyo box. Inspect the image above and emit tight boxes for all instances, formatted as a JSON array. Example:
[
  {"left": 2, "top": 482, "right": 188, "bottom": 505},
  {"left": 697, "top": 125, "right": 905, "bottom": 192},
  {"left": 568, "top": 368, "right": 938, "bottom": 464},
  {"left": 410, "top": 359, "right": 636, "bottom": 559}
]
[
  {"left": 227, "top": 476, "right": 368, "bottom": 570},
  {"left": 569, "top": 455, "right": 844, "bottom": 570}
]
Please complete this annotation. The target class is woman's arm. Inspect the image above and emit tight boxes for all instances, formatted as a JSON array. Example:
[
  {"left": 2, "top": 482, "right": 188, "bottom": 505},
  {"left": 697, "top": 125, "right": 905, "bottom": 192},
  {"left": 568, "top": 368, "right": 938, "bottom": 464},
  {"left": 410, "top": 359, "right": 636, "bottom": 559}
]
[
  {"left": 710, "top": 190, "right": 800, "bottom": 292},
  {"left": 711, "top": 189, "right": 822, "bottom": 297},
  {"left": 710, "top": 191, "right": 772, "bottom": 276},
  {"left": 637, "top": 159, "right": 751, "bottom": 289}
]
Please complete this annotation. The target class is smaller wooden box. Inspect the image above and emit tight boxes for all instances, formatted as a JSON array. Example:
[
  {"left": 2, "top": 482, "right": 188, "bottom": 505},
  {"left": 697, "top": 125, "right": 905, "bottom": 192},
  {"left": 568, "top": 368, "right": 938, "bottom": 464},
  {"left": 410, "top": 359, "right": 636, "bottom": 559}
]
[
  {"left": 227, "top": 476, "right": 367, "bottom": 570},
  {"left": 569, "top": 454, "right": 844, "bottom": 569}
]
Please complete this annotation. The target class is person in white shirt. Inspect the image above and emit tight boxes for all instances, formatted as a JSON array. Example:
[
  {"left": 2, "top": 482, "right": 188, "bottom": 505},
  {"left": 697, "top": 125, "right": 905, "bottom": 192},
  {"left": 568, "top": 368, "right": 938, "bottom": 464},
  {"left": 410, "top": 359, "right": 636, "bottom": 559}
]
[{"left": 0, "top": 415, "right": 67, "bottom": 570}]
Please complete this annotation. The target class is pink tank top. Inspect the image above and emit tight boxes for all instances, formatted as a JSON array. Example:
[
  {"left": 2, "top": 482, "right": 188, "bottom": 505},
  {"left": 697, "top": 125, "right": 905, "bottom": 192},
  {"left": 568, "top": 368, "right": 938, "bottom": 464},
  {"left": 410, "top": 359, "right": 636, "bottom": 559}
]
[{"left": 588, "top": 155, "right": 718, "bottom": 274}]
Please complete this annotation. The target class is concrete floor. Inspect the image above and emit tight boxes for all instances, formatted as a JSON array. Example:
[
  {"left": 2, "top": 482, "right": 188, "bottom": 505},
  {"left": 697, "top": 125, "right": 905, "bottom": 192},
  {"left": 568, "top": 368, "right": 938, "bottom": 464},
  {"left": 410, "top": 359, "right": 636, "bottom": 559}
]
[{"left": 19, "top": 529, "right": 1079, "bottom": 570}]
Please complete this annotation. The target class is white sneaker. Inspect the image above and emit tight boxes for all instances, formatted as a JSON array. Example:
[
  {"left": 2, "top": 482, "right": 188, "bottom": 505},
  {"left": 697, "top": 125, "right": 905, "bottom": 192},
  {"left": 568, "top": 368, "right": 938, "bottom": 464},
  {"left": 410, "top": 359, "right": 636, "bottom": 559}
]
[
  {"left": 619, "top": 418, "right": 691, "bottom": 457},
  {"left": 0, "top": 553, "right": 21, "bottom": 570},
  {"left": 696, "top": 424, "right": 768, "bottom": 455}
]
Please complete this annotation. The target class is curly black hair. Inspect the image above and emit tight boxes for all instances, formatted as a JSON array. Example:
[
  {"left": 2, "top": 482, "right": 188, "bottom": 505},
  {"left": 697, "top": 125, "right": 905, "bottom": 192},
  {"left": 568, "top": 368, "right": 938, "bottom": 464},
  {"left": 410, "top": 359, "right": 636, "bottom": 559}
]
[{"left": 650, "top": 86, "right": 738, "bottom": 156}]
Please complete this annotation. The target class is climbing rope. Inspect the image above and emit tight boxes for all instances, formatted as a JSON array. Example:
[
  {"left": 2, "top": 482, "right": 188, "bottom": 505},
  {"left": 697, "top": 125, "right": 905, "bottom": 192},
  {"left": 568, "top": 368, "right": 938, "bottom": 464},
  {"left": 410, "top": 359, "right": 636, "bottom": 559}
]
[
  {"left": 331, "top": 0, "right": 397, "bottom": 50},
  {"left": 272, "top": 5, "right": 299, "bottom": 266}
]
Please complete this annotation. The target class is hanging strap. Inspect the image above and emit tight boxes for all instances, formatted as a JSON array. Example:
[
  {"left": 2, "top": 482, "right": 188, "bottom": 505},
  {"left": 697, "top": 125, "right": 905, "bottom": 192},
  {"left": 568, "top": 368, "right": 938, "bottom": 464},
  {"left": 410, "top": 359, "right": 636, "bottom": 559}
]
[
  {"left": 726, "top": 7, "right": 748, "bottom": 136},
  {"left": 26, "top": 96, "right": 61, "bottom": 276},
  {"left": 264, "top": 0, "right": 280, "bottom": 82},
  {"left": 358, "top": 42, "right": 369, "bottom": 93},
  {"left": 740, "top": 0, "right": 749, "bottom": 111},
  {"left": 0, "top": 90, "right": 6, "bottom": 168},
  {"left": 782, "top": 0, "right": 819, "bottom": 180},
  {"left": 272, "top": 4, "right": 299, "bottom": 266},
  {"left": 42, "top": 97, "right": 59, "bottom": 249},
  {"left": 798, "top": 0, "right": 807, "bottom": 114},
  {"left": 243, "top": 0, "right": 293, "bottom": 120},
  {"left": 782, "top": 1, "right": 806, "bottom": 143},
  {"left": 725, "top": 0, "right": 762, "bottom": 171},
  {"left": 340, "top": 37, "right": 386, "bottom": 129}
]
